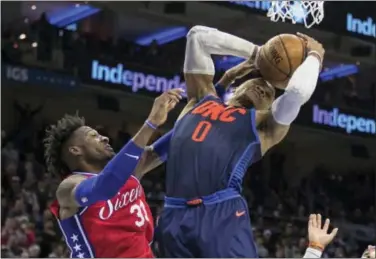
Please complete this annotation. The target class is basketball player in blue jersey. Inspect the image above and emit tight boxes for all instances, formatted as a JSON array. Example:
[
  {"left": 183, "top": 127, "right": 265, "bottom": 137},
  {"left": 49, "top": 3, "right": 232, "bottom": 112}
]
[{"left": 154, "top": 26, "right": 325, "bottom": 258}]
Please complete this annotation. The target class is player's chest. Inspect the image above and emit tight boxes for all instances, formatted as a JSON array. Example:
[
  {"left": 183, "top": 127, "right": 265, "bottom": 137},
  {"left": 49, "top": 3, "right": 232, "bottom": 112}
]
[{"left": 88, "top": 176, "right": 147, "bottom": 221}]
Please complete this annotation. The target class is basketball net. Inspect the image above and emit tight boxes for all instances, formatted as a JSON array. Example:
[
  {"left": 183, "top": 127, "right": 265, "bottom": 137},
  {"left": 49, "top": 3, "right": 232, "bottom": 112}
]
[{"left": 267, "top": 1, "right": 325, "bottom": 29}]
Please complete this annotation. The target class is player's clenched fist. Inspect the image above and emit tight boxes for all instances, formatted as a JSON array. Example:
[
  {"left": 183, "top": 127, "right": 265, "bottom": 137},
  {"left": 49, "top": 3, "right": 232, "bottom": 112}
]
[
  {"left": 147, "top": 88, "right": 184, "bottom": 127},
  {"left": 297, "top": 32, "right": 325, "bottom": 66},
  {"left": 308, "top": 214, "right": 338, "bottom": 249}
]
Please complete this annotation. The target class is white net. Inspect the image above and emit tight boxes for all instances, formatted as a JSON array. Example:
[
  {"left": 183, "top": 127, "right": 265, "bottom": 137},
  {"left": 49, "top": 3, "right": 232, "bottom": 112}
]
[{"left": 267, "top": 1, "right": 325, "bottom": 29}]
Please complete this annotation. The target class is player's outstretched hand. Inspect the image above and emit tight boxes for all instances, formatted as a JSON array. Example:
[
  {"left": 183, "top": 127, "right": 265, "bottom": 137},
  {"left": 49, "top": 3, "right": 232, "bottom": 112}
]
[
  {"left": 297, "top": 32, "right": 325, "bottom": 66},
  {"left": 362, "top": 245, "right": 376, "bottom": 258},
  {"left": 148, "top": 88, "right": 184, "bottom": 127},
  {"left": 308, "top": 214, "right": 338, "bottom": 249}
]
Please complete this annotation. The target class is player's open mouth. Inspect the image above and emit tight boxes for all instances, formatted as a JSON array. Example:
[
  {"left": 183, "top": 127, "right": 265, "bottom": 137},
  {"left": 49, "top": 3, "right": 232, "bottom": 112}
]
[{"left": 105, "top": 145, "right": 114, "bottom": 151}]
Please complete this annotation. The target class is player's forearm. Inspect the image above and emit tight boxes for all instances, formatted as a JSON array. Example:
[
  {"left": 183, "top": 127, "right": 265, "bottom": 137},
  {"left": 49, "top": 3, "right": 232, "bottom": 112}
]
[
  {"left": 132, "top": 122, "right": 157, "bottom": 148},
  {"left": 188, "top": 26, "right": 259, "bottom": 61},
  {"left": 215, "top": 59, "right": 256, "bottom": 99},
  {"left": 184, "top": 26, "right": 259, "bottom": 75},
  {"left": 151, "top": 129, "right": 173, "bottom": 161},
  {"left": 133, "top": 129, "right": 173, "bottom": 178},
  {"left": 134, "top": 151, "right": 164, "bottom": 179},
  {"left": 73, "top": 122, "right": 157, "bottom": 206},
  {"left": 184, "top": 26, "right": 259, "bottom": 100},
  {"left": 271, "top": 55, "right": 321, "bottom": 126},
  {"left": 303, "top": 247, "right": 323, "bottom": 258},
  {"left": 217, "top": 59, "right": 256, "bottom": 89}
]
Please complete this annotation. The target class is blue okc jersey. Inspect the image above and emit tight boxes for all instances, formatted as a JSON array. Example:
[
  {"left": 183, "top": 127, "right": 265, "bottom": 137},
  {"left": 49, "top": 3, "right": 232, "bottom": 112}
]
[{"left": 165, "top": 95, "right": 261, "bottom": 198}]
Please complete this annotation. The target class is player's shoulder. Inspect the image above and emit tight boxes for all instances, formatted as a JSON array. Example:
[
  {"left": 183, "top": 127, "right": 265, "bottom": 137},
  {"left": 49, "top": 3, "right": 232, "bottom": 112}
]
[
  {"left": 204, "top": 93, "right": 222, "bottom": 102},
  {"left": 58, "top": 174, "right": 87, "bottom": 189},
  {"left": 56, "top": 174, "right": 87, "bottom": 206},
  {"left": 126, "top": 175, "right": 143, "bottom": 189}
]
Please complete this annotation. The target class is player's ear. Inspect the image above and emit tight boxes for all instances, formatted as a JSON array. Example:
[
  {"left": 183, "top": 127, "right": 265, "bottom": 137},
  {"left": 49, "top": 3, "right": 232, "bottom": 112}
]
[{"left": 69, "top": 146, "right": 82, "bottom": 156}]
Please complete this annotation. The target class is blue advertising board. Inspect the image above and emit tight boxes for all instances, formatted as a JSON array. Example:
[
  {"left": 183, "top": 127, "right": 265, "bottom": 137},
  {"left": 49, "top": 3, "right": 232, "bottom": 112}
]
[
  {"left": 298, "top": 103, "right": 375, "bottom": 137},
  {"left": 80, "top": 58, "right": 186, "bottom": 97},
  {"left": 2, "top": 63, "right": 79, "bottom": 89},
  {"left": 79, "top": 58, "right": 375, "bottom": 137}
]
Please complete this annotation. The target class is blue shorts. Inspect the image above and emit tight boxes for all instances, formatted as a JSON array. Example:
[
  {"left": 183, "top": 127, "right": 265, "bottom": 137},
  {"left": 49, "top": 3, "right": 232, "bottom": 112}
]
[{"left": 156, "top": 189, "right": 258, "bottom": 258}]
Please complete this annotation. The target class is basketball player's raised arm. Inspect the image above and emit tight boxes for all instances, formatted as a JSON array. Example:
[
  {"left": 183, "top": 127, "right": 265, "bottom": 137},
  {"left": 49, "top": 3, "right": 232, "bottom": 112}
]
[
  {"left": 183, "top": 25, "right": 260, "bottom": 103},
  {"left": 257, "top": 33, "right": 324, "bottom": 154},
  {"left": 56, "top": 89, "right": 183, "bottom": 208},
  {"left": 303, "top": 214, "right": 338, "bottom": 258},
  {"left": 215, "top": 61, "right": 259, "bottom": 99}
]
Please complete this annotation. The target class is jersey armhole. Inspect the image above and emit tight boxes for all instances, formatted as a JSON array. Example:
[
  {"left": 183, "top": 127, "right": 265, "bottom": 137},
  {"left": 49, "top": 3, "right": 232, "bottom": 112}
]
[{"left": 250, "top": 108, "right": 260, "bottom": 143}]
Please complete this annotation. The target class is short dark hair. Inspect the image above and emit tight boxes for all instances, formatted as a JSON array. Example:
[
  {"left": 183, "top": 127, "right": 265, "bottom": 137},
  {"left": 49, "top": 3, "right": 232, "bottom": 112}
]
[{"left": 44, "top": 114, "right": 85, "bottom": 177}]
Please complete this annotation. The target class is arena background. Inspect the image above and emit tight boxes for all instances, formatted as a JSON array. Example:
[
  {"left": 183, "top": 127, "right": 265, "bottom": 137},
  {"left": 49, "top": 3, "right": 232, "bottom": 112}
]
[{"left": 1, "top": 1, "right": 375, "bottom": 258}]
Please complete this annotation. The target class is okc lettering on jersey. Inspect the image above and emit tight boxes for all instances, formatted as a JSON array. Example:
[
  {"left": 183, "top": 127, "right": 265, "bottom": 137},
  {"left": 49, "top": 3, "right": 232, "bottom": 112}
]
[
  {"left": 99, "top": 185, "right": 143, "bottom": 220},
  {"left": 191, "top": 101, "right": 246, "bottom": 122}
]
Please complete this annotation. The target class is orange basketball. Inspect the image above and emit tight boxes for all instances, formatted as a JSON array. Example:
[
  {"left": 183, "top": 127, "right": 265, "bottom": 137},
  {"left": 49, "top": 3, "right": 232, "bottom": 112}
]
[{"left": 258, "top": 34, "right": 307, "bottom": 89}]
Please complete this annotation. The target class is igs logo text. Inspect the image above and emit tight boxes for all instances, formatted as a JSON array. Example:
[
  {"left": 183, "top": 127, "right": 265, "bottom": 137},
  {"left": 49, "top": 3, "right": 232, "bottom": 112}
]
[
  {"left": 5, "top": 65, "right": 29, "bottom": 82},
  {"left": 346, "top": 13, "right": 376, "bottom": 38}
]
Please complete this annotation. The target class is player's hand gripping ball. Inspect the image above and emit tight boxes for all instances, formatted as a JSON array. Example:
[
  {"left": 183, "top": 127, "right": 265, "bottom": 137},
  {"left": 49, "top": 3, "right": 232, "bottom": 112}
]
[
  {"left": 257, "top": 33, "right": 307, "bottom": 90},
  {"left": 297, "top": 32, "right": 325, "bottom": 67}
]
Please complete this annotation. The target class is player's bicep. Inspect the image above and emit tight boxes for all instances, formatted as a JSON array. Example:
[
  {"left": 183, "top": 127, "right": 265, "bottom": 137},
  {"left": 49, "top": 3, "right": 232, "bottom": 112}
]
[
  {"left": 56, "top": 175, "right": 86, "bottom": 208},
  {"left": 256, "top": 110, "right": 290, "bottom": 155},
  {"left": 183, "top": 26, "right": 217, "bottom": 101},
  {"left": 184, "top": 72, "right": 217, "bottom": 101}
]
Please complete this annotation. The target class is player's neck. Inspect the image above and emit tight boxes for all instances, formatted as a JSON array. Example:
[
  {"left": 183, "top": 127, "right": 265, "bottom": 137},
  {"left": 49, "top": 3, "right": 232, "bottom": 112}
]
[
  {"left": 227, "top": 100, "right": 251, "bottom": 108},
  {"left": 228, "top": 99, "right": 255, "bottom": 109},
  {"left": 227, "top": 100, "right": 239, "bottom": 107},
  {"left": 78, "top": 161, "right": 104, "bottom": 174}
]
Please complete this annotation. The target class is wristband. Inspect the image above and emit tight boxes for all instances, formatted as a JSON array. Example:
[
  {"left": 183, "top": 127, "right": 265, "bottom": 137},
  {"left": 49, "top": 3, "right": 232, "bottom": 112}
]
[
  {"left": 145, "top": 120, "right": 158, "bottom": 130},
  {"left": 308, "top": 241, "right": 325, "bottom": 251}
]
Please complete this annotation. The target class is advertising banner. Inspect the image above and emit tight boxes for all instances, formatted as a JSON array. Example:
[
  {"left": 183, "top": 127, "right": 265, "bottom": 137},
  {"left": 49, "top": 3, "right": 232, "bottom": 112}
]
[
  {"left": 79, "top": 58, "right": 375, "bottom": 137},
  {"left": 79, "top": 58, "right": 186, "bottom": 97},
  {"left": 2, "top": 63, "right": 79, "bottom": 89},
  {"left": 297, "top": 103, "right": 375, "bottom": 138}
]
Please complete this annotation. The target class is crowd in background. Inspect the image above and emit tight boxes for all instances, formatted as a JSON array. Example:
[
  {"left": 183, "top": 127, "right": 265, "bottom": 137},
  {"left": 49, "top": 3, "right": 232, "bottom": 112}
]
[
  {"left": 1, "top": 111, "right": 374, "bottom": 258},
  {"left": 2, "top": 12, "right": 375, "bottom": 258}
]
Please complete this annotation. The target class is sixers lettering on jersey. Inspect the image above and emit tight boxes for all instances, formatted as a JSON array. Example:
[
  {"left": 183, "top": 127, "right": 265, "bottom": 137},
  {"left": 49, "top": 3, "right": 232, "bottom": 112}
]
[
  {"left": 50, "top": 174, "right": 154, "bottom": 258},
  {"left": 99, "top": 183, "right": 143, "bottom": 220}
]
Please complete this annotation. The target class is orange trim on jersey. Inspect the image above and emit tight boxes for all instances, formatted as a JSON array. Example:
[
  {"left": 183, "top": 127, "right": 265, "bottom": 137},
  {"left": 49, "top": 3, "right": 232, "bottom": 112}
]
[{"left": 186, "top": 198, "right": 203, "bottom": 206}]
